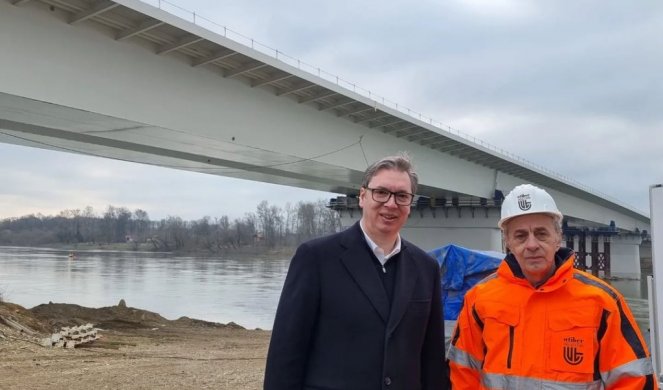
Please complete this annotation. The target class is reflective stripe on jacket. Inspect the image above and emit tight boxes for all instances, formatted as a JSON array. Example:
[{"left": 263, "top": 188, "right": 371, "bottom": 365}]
[{"left": 448, "top": 247, "right": 657, "bottom": 389}]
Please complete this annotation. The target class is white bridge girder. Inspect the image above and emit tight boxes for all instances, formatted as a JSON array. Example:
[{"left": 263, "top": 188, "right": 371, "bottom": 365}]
[{"left": 0, "top": 0, "right": 650, "bottom": 234}]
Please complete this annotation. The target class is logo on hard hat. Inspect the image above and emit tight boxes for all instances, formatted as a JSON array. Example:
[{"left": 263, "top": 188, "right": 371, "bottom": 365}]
[{"left": 517, "top": 194, "right": 531, "bottom": 211}]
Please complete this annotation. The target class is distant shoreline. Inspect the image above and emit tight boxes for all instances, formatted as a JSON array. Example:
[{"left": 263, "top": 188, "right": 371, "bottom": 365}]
[{"left": 2, "top": 243, "right": 297, "bottom": 258}]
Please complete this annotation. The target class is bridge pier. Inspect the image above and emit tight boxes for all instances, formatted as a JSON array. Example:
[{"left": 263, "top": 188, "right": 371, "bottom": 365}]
[
  {"left": 566, "top": 233, "right": 613, "bottom": 278},
  {"left": 609, "top": 234, "right": 644, "bottom": 280}
]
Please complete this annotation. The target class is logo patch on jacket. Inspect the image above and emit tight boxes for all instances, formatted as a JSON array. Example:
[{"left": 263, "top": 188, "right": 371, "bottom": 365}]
[
  {"left": 517, "top": 194, "right": 531, "bottom": 211},
  {"left": 562, "top": 336, "right": 584, "bottom": 365},
  {"left": 549, "top": 328, "right": 594, "bottom": 374}
]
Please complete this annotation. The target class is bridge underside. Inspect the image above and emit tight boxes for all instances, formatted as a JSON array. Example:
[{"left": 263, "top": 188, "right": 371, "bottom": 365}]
[{"left": 0, "top": 92, "right": 361, "bottom": 195}]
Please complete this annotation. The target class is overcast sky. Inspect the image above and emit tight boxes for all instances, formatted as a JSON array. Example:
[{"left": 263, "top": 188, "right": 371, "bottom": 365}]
[{"left": 1, "top": 0, "right": 661, "bottom": 221}]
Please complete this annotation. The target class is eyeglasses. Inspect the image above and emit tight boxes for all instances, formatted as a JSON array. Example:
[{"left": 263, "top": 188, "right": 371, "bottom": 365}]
[{"left": 365, "top": 187, "right": 414, "bottom": 206}]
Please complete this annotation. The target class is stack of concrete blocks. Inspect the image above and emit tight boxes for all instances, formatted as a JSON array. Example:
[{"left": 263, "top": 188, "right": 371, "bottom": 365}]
[{"left": 42, "top": 323, "right": 99, "bottom": 348}]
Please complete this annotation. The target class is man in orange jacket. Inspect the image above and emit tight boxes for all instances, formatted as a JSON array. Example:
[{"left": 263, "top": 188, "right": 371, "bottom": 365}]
[{"left": 448, "top": 184, "right": 658, "bottom": 389}]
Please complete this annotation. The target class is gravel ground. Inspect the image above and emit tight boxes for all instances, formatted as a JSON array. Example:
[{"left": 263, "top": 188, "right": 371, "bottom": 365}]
[{"left": 0, "top": 302, "right": 271, "bottom": 390}]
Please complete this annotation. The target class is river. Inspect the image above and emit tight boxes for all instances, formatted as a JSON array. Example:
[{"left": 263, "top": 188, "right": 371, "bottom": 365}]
[
  {"left": 0, "top": 246, "right": 650, "bottom": 331},
  {"left": 0, "top": 246, "right": 290, "bottom": 330}
]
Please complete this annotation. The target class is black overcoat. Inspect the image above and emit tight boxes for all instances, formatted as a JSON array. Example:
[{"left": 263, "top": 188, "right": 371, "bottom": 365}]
[{"left": 264, "top": 222, "right": 448, "bottom": 390}]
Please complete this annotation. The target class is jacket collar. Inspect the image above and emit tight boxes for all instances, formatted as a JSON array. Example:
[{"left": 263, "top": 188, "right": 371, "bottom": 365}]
[
  {"left": 359, "top": 219, "right": 402, "bottom": 263},
  {"left": 499, "top": 247, "right": 575, "bottom": 290},
  {"left": 339, "top": 222, "right": 409, "bottom": 252}
]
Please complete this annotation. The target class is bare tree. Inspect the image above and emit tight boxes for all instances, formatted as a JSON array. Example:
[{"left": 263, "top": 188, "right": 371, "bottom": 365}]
[
  {"left": 316, "top": 200, "right": 341, "bottom": 236},
  {"left": 80, "top": 206, "right": 97, "bottom": 243},
  {"left": 256, "top": 201, "right": 283, "bottom": 248},
  {"left": 160, "top": 216, "right": 189, "bottom": 250},
  {"left": 215, "top": 216, "right": 234, "bottom": 249},
  {"left": 296, "top": 201, "right": 317, "bottom": 242},
  {"left": 132, "top": 209, "right": 150, "bottom": 242},
  {"left": 101, "top": 206, "right": 117, "bottom": 244},
  {"left": 192, "top": 216, "right": 214, "bottom": 251},
  {"left": 233, "top": 213, "right": 256, "bottom": 247}
]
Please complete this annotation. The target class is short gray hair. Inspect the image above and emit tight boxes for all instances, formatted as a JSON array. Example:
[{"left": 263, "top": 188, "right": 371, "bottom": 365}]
[{"left": 361, "top": 153, "right": 418, "bottom": 194}]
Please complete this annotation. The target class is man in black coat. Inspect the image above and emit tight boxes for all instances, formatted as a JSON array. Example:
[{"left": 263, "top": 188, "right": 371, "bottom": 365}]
[{"left": 264, "top": 154, "right": 448, "bottom": 390}]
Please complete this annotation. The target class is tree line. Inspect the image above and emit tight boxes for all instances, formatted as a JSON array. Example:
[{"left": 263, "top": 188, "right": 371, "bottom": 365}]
[{"left": 0, "top": 200, "right": 342, "bottom": 252}]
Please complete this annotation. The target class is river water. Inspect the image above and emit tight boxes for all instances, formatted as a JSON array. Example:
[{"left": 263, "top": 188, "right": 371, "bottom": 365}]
[
  {"left": 0, "top": 246, "right": 290, "bottom": 330},
  {"left": 0, "top": 246, "right": 649, "bottom": 330}
]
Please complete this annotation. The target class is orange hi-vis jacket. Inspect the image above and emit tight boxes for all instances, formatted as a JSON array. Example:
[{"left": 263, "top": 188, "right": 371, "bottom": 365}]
[{"left": 448, "top": 247, "right": 657, "bottom": 389}]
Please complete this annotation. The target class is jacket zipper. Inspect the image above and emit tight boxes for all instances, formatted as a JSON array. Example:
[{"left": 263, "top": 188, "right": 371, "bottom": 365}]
[{"left": 507, "top": 326, "right": 514, "bottom": 369}]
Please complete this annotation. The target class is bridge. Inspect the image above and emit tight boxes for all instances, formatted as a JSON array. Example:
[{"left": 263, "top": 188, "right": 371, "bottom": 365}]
[{"left": 0, "top": 0, "right": 650, "bottom": 278}]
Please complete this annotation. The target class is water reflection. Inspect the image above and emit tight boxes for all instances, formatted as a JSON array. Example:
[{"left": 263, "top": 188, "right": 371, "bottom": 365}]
[{"left": 0, "top": 246, "right": 290, "bottom": 330}]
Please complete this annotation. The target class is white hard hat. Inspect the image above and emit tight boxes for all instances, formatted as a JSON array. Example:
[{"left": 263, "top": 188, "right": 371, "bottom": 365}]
[{"left": 498, "top": 184, "right": 563, "bottom": 229}]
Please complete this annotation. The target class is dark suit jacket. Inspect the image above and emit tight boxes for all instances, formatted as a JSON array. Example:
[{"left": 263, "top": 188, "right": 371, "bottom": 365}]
[{"left": 264, "top": 222, "right": 448, "bottom": 390}]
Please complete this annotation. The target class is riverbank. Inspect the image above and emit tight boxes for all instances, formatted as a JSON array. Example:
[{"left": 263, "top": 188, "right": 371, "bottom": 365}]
[
  {"left": 0, "top": 300, "right": 270, "bottom": 389},
  {"left": 23, "top": 242, "right": 297, "bottom": 258}
]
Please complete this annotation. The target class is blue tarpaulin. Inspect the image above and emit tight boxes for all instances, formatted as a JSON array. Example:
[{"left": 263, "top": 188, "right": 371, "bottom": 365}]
[{"left": 429, "top": 244, "right": 504, "bottom": 320}]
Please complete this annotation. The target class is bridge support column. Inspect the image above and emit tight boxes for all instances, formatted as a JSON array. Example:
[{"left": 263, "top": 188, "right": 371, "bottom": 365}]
[
  {"left": 338, "top": 206, "right": 503, "bottom": 252},
  {"left": 610, "top": 234, "right": 643, "bottom": 279},
  {"left": 566, "top": 233, "right": 612, "bottom": 278}
]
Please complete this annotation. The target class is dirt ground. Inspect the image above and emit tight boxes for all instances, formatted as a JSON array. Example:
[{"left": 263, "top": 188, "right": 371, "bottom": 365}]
[{"left": 0, "top": 301, "right": 271, "bottom": 390}]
